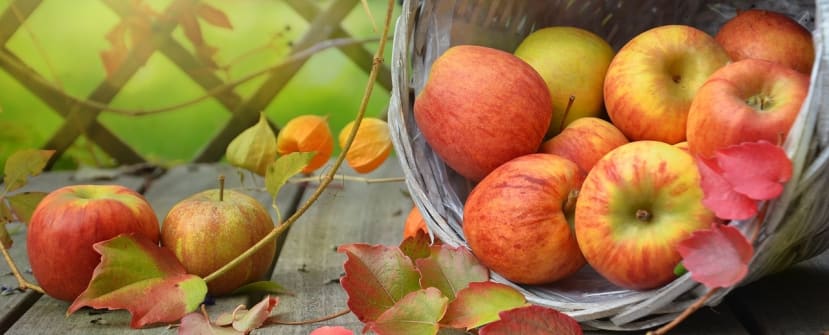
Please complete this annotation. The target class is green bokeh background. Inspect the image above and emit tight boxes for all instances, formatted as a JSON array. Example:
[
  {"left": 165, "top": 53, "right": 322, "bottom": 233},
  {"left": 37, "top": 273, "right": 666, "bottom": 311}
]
[{"left": 0, "top": 0, "right": 399, "bottom": 169}]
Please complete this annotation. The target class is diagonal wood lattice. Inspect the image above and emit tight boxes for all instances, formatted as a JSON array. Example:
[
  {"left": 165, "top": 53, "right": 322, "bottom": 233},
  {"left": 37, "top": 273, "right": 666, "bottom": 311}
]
[{"left": 0, "top": 0, "right": 392, "bottom": 169}]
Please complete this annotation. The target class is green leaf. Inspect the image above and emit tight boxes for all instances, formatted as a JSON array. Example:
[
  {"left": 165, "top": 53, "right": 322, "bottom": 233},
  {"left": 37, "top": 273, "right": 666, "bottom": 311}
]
[
  {"left": 67, "top": 234, "right": 208, "bottom": 329},
  {"left": 399, "top": 229, "right": 432, "bottom": 261},
  {"left": 416, "top": 245, "right": 489, "bottom": 300},
  {"left": 6, "top": 192, "right": 47, "bottom": 224},
  {"left": 441, "top": 282, "right": 527, "bottom": 330},
  {"left": 338, "top": 243, "right": 422, "bottom": 323},
  {"left": 231, "top": 280, "right": 292, "bottom": 296},
  {"left": 367, "top": 287, "right": 449, "bottom": 335},
  {"left": 3, "top": 150, "right": 55, "bottom": 192},
  {"left": 265, "top": 151, "right": 315, "bottom": 198}
]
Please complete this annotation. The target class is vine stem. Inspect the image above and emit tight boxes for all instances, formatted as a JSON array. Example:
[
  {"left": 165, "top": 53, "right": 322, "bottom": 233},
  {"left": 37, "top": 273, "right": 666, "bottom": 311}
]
[
  {"left": 203, "top": 0, "right": 396, "bottom": 285},
  {"left": 290, "top": 175, "right": 404, "bottom": 184},
  {"left": 268, "top": 307, "right": 351, "bottom": 326},
  {"left": 649, "top": 202, "right": 771, "bottom": 334},
  {"left": 0, "top": 242, "right": 44, "bottom": 294}
]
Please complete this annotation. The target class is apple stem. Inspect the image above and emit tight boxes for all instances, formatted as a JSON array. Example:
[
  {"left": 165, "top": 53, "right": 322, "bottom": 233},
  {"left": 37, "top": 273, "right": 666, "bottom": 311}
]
[
  {"left": 219, "top": 175, "right": 225, "bottom": 202},
  {"left": 563, "top": 189, "right": 579, "bottom": 214},
  {"left": 559, "top": 95, "right": 576, "bottom": 132},
  {"left": 635, "top": 209, "right": 652, "bottom": 222}
]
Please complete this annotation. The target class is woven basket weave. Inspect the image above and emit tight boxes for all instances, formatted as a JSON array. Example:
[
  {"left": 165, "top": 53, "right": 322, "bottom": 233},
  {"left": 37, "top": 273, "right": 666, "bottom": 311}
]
[{"left": 388, "top": 0, "right": 829, "bottom": 331}]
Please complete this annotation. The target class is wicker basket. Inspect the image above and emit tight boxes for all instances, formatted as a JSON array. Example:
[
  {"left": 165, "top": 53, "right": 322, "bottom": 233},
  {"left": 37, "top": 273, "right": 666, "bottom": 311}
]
[{"left": 388, "top": 0, "right": 829, "bottom": 331}]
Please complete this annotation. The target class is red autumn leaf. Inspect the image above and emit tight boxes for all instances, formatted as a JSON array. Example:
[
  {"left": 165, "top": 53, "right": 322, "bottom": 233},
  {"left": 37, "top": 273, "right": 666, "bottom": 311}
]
[
  {"left": 716, "top": 141, "right": 793, "bottom": 200},
  {"left": 367, "top": 287, "right": 449, "bottom": 335},
  {"left": 696, "top": 156, "right": 758, "bottom": 220},
  {"left": 197, "top": 4, "right": 233, "bottom": 29},
  {"left": 441, "top": 282, "right": 527, "bottom": 330},
  {"left": 479, "top": 305, "right": 582, "bottom": 335},
  {"left": 399, "top": 229, "right": 432, "bottom": 261},
  {"left": 337, "top": 244, "right": 421, "bottom": 323},
  {"left": 677, "top": 222, "right": 754, "bottom": 289},
  {"left": 309, "top": 326, "right": 354, "bottom": 335},
  {"left": 67, "top": 234, "right": 207, "bottom": 328},
  {"left": 415, "top": 245, "right": 489, "bottom": 300},
  {"left": 179, "top": 312, "right": 242, "bottom": 335}
]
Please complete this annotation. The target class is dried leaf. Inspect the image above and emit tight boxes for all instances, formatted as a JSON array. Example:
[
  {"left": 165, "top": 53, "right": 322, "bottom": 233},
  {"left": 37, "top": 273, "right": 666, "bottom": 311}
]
[
  {"left": 179, "top": 312, "right": 242, "bottom": 335},
  {"left": 338, "top": 118, "right": 393, "bottom": 174},
  {"left": 441, "top": 282, "right": 527, "bottom": 330},
  {"left": 0, "top": 201, "right": 11, "bottom": 222},
  {"left": 230, "top": 280, "right": 291, "bottom": 296},
  {"left": 6, "top": 191, "right": 47, "bottom": 223},
  {"left": 178, "top": 11, "right": 204, "bottom": 46},
  {"left": 696, "top": 155, "right": 758, "bottom": 220},
  {"left": 367, "top": 287, "right": 449, "bottom": 335},
  {"left": 0, "top": 223, "right": 11, "bottom": 249},
  {"left": 265, "top": 151, "right": 315, "bottom": 199},
  {"left": 198, "top": 4, "right": 233, "bottom": 29},
  {"left": 310, "top": 326, "right": 354, "bottom": 335},
  {"left": 716, "top": 141, "right": 792, "bottom": 200},
  {"left": 231, "top": 295, "right": 278, "bottom": 332},
  {"left": 67, "top": 234, "right": 207, "bottom": 328},
  {"left": 677, "top": 222, "right": 754, "bottom": 289},
  {"left": 3, "top": 149, "right": 54, "bottom": 192},
  {"left": 479, "top": 305, "right": 582, "bottom": 335},
  {"left": 415, "top": 245, "right": 489, "bottom": 300},
  {"left": 337, "top": 243, "right": 421, "bottom": 323},
  {"left": 399, "top": 229, "right": 432, "bottom": 262},
  {"left": 276, "top": 115, "right": 334, "bottom": 173},
  {"left": 226, "top": 112, "right": 279, "bottom": 176}
]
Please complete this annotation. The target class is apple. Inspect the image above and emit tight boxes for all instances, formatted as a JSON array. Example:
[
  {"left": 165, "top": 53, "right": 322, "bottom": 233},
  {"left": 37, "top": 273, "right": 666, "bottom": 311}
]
[
  {"left": 539, "top": 117, "right": 628, "bottom": 173},
  {"left": 414, "top": 45, "right": 552, "bottom": 181},
  {"left": 575, "top": 141, "right": 713, "bottom": 290},
  {"left": 463, "top": 153, "right": 585, "bottom": 285},
  {"left": 604, "top": 25, "right": 730, "bottom": 144},
  {"left": 715, "top": 9, "right": 814, "bottom": 74},
  {"left": 27, "top": 184, "right": 160, "bottom": 301},
  {"left": 687, "top": 58, "right": 809, "bottom": 158},
  {"left": 161, "top": 184, "right": 275, "bottom": 296},
  {"left": 514, "top": 26, "right": 615, "bottom": 136}
]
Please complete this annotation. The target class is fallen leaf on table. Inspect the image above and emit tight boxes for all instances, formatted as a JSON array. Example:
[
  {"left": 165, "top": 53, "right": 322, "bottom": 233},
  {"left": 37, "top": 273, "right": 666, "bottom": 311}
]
[
  {"left": 441, "top": 282, "right": 527, "bottom": 330},
  {"left": 479, "top": 305, "right": 582, "bottom": 335},
  {"left": 367, "top": 287, "right": 449, "bottom": 335}
]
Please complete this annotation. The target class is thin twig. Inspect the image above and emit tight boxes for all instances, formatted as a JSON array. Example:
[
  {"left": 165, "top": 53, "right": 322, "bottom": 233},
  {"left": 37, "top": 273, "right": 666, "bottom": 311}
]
[
  {"left": 0, "top": 243, "right": 44, "bottom": 294},
  {"left": 268, "top": 308, "right": 351, "bottom": 326},
  {"left": 647, "top": 288, "right": 720, "bottom": 335}
]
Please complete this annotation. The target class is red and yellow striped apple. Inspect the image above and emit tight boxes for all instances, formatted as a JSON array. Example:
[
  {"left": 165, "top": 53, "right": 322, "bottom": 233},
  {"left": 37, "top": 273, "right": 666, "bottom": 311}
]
[
  {"left": 687, "top": 58, "right": 809, "bottom": 158},
  {"left": 575, "top": 141, "right": 713, "bottom": 290},
  {"left": 414, "top": 45, "right": 552, "bottom": 181},
  {"left": 463, "top": 153, "right": 585, "bottom": 285},
  {"left": 604, "top": 25, "right": 730, "bottom": 144},
  {"left": 27, "top": 184, "right": 160, "bottom": 301},
  {"left": 540, "top": 117, "right": 628, "bottom": 174}
]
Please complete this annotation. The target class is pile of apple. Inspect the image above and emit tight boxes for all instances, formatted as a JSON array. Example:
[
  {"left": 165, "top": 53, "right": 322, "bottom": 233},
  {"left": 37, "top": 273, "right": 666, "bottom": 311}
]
[{"left": 414, "top": 9, "right": 813, "bottom": 290}]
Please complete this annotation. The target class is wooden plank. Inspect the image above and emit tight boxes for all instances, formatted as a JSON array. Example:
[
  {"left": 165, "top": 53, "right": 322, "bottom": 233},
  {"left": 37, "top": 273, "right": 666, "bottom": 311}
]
[
  {"left": 4, "top": 164, "right": 304, "bottom": 334},
  {"left": 726, "top": 249, "right": 829, "bottom": 334},
  {"left": 257, "top": 159, "right": 410, "bottom": 334},
  {"left": 0, "top": 0, "right": 41, "bottom": 44},
  {"left": 0, "top": 172, "right": 145, "bottom": 333}
]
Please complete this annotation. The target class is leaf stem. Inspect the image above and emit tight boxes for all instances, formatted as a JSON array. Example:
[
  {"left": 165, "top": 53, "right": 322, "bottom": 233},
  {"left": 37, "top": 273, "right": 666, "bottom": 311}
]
[
  {"left": 267, "top": 307, "right": 351, "bottom": 325},
  {"left": 203, "top": 0, "right": 396, "bottom": 285},
  {"left": 0, "top": 242, "right": 44, "bottom": 294}
]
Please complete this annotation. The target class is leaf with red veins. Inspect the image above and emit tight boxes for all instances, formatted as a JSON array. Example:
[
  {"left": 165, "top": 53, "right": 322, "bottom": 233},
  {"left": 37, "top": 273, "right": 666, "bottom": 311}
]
[
  {"left": 479, "top": 305, "right": 582, "bottom": 335},
  {"left": 67, "top": 234, "right": 207, "bottom": 329},
  {"left": 696, "top": 155, "right": 758, "bottom": 220},
  {"left": 337, "top": 244, "right": 421, "bottom": 323},
  {"left": 415, "top": 245, "right": 489, "bottom": 300},
  {"left": 677, "top": 222, "right": 754, "bottom": 289},
  {"left": 179, "top": 312, "right": 242, "bottom": 335},
  {"left": 716, "top": 141, "right": 793, "bottom": 200},
  {"left": 367, "top": 287, "right": 449, "bottom": 335},
  {"left": 309, "top": 326, "right": 354, "bottom": 335},
  {"left": 441, "top": 282, "right": 527, "bottom": 330}
]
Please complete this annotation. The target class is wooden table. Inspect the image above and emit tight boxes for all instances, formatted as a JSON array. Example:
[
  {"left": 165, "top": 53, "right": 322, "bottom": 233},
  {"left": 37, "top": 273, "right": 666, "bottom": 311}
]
[{"left": 0, "top": 159, "right": 826, "bottom": 334}]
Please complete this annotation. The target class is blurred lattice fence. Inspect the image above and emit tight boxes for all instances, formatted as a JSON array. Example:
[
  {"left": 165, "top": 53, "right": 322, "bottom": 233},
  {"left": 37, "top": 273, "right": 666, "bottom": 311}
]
[{"left": 0, "top": 0, "right": 392, "bottom": 169}]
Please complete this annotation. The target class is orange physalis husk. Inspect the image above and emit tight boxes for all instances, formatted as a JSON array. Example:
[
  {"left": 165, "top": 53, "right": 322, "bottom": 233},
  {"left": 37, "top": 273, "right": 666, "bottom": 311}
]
[
  {"left": 338, "top": 117, "right": 392, "bottom": 174},
  {"left": 276, "top": 115, "right": 334, "bottom": 173}
]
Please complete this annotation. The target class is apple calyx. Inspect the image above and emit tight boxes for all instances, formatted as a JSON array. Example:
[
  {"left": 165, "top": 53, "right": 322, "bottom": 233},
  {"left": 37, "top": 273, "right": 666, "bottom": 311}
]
[
  {"left": 635, "top": 209, "right": 652, "bottom": 222},
  {"left": 746, "top": 94, "right": 774, "bottom": 111},
  {"left": 218, "top": 175, "right": 225, "bottom": 202}
]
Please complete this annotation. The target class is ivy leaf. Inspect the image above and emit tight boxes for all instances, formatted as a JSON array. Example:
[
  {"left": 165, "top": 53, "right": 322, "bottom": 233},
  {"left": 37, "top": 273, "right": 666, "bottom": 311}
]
[
  {"left": 179, "top": 312, "right": 243, "bottom": 335},
  {"left": 399, "top": 229, "right": 432, "bottom": 261},
  {"left": 415, "top": 245, "right": 489, "bottom": 300},
  {"left": 230, "top": 280, "right": 291, "bottom": 296},
  {"left": 3, "top": 149, "right": 54, "bottom": 192},
  {"left": 227, "top": 112, "right": 279, "bottom": 176},
  {"left": 265, "top": 151, "right": 315, "bottom": 199},
  {"left": 677, "top": 222, "right": 754, "bottom": 289},
  {"left": 441, "top": 282, "right": 527, "bottom": 330},
  {"left": 715, "top": 141, "right": 792, "bottom": 200},
  {"left": 67, "top": 234, "right": 208, "bottom": 328},
  {"left": 479, "top": 305, "right": 582, "bottom": 335},
  {"left": 197, "top": 4, "right": 233, "bottom": 29},
  {"left": 6, "top": 191, "right": 47, "bottom": 223},
  {"left": 337, "top": 243, "right": 421, "bottom": 323},
  {"left": 310, "top": 326, "right": 354, "bottom": 335},
  {"left": 367, "top": 287, "right": 449, "bottom": 335}
]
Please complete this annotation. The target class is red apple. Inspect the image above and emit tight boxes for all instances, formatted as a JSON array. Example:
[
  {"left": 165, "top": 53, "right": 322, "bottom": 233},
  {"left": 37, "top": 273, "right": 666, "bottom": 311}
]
[
  {"left": 463, "top": 153, "right": 585, "bottom": 285},
  {"left": 575, "top": 141, "right": 713, "bottom": 290},
  {"left": 27, "top": 184, "right": 160, "bottom": 301},
  {"left": 539, "top": 117, "right": 628, "bottom": 173},
  {"left": 162, "top": 187, "right": 275, "bottom": 296},
  {"left": 414, "top": 45, "right": 552, "bottom": 181},
  {"left": 604, "top": 25, "right": 730, "bottom": 144},
  {"left": 687, "top": 58, "right": 809, "bottom": 158},
  {"left": 715, "top": 9, "right": 814, "bottom": 74}
]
